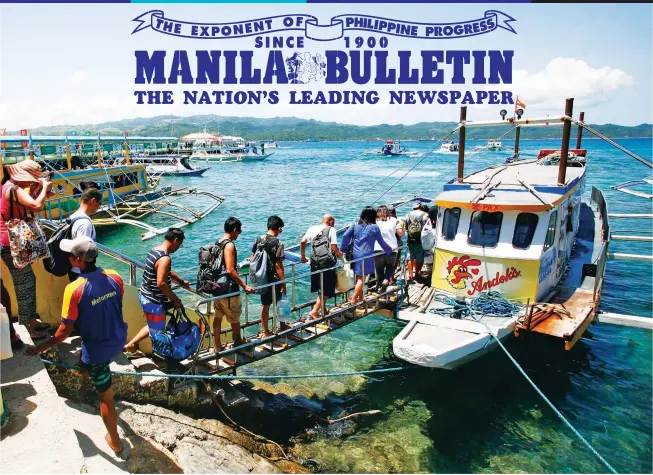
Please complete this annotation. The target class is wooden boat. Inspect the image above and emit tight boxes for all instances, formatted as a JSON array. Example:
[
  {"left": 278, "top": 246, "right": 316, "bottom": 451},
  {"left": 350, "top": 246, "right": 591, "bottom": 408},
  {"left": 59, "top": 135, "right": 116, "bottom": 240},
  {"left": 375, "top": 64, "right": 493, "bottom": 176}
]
[
  {"left": 1, "top": 135, "right": 224, "bottom": 240},
  {"left": 394, "top": 101, "right": 610, "bottom": 369}
]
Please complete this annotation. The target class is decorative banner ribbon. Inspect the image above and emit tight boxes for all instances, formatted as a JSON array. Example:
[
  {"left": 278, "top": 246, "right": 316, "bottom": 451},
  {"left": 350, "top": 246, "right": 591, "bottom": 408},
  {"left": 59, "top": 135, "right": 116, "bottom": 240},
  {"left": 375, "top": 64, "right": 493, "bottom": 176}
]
[{"left": 132, "top": 11, "right": 516, "bottom": 40}]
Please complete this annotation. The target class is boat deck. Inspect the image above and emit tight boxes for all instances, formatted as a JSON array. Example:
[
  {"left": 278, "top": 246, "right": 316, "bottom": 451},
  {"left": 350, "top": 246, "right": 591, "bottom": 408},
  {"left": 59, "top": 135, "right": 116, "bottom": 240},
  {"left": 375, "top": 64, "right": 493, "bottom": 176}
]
[{"left": 515, "top": 201, "right": 606, "bottom": 349}]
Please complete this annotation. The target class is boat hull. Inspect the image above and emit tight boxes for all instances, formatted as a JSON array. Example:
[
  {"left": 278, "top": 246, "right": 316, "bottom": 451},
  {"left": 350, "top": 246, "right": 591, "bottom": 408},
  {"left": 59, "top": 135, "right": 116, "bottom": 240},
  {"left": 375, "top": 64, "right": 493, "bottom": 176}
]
[
  {"left": 153, "top": 167, "right": 209, "bottom": 176},
  {"left": 393, "top": 311, "right": 518, "bottom": 370}
]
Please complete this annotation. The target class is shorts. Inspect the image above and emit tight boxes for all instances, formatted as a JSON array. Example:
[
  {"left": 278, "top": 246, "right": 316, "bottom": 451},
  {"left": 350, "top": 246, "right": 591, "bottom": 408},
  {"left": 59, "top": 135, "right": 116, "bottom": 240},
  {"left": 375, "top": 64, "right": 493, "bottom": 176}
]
[
  {"left": 407, "top": 241, "right": 425, "bottom": 264},
  {"left": 214, "top": 295, "right": 242, "bottom": 324},
  {"left": 260, "top": 283, "right": 282, "bottom": 306},
  {"left": 310, "top": 267, "right": 336, "bottom": 298},
  {"left": 139, "top": 291, "right": 167, "bottom": 333},
  {"left": 79, "top": 358, "right": 112, "bottom": 393}
]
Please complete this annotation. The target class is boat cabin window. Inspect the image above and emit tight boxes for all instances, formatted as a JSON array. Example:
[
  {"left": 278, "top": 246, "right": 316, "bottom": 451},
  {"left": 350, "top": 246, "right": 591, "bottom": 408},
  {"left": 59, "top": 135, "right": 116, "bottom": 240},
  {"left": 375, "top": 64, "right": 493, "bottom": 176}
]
[
  {"left": 512, "top": 213, "right": 539, "bottom": 249},
  {"left": 566, "top": 204, "right": 574, "bottom": 233},
  {"left": 442, "top": 207, "right": 461, "bottom": 241},
  {"left": 468, "top": 211, "right": 503, "bottom": 247},
  {"left": 543, "top": 210, "right": 558, "bottom": 251}
]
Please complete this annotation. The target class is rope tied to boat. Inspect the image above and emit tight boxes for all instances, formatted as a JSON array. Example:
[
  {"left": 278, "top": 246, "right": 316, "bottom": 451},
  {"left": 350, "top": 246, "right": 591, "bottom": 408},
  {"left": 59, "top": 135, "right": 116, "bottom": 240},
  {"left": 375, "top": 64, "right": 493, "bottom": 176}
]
[{"left": 430, "top": 291, "right": 523, "bottom": 318}]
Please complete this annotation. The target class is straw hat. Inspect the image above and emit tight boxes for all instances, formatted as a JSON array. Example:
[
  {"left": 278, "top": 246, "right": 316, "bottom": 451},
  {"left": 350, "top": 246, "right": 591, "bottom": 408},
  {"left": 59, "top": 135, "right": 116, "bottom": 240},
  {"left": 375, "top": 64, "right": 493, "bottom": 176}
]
[{"left": 5, "top": 160, "right": 43, "bottom": 183}]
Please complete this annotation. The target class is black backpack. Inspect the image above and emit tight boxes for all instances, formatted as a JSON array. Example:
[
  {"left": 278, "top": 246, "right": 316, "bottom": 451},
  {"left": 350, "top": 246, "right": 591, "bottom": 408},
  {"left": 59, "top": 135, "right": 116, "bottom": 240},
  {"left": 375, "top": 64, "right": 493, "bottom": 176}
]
[
  {"left": 196, "top": 239, "right": 235, "bottom": 296},
  {"left": 43, "top": 216, "right": 92, "bottom": 277},
  {"left": 310, "top": 226, "right": 336, "bottom": 269}
]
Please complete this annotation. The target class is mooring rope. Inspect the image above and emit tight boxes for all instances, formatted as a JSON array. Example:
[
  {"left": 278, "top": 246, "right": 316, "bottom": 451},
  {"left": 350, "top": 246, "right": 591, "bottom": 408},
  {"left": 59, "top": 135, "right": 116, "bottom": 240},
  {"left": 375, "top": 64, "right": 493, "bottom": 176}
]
[{"left": 40, "top": 358, "right": 416, "bottom": 380}]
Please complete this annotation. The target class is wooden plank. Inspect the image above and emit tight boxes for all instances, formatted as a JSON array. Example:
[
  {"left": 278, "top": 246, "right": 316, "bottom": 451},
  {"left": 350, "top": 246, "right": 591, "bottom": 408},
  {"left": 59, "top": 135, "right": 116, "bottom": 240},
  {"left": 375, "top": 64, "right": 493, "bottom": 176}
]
[{"left": 565, "top": 307, "right": 594, "bottom": 351}]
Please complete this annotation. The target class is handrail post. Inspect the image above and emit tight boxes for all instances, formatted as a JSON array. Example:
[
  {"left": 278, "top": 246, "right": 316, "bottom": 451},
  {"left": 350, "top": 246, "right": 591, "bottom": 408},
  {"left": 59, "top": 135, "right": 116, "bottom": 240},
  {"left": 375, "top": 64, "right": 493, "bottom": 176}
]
[
  {"left": 513, "top": 126, "right": 521, "bottom": 160},
  {"left": 575, "top": 111, "right": 584, "bottom": 149},
  {"left": 291, "top": 264, "right": 296, "bottom": 309},
  {"left": 319, "top": 270, "right": 326, "bottom": 317},
  {"left": 272, "top": 282, "right": 278, "bottom": 333},
  {"left": 244, "top": 274, "right": 249, "bottom": 325},
  {"left": 558, "top": 98, "right": 574, "bottom": 186},
  {"left": 129, "top": 263, "right": 137, "bottom": 286},
  {"left": 457, "top": 106, "right": 467, "bottom": 183}
]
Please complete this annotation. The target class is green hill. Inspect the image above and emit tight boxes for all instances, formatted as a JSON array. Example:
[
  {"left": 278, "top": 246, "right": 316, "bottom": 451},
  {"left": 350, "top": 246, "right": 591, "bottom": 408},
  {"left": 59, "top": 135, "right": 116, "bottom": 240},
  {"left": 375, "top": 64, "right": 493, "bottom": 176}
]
[{"left": 10, "top": 115, "right": 652, "bottom": 141}]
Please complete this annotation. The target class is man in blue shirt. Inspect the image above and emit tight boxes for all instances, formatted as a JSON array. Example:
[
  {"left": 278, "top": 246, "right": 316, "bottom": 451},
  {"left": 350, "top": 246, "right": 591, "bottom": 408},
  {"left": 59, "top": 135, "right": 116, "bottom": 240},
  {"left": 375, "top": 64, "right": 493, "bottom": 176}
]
[{"left": 26, "top": 236, "right": 129, "bottom": 460}]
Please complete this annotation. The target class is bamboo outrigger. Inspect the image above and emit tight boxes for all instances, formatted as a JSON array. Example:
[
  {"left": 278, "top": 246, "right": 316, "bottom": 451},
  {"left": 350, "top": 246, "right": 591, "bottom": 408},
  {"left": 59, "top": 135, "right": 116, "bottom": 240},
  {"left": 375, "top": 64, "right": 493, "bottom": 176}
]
[{"left": 0, "top": 134, "right": 224, "bottom": 240}]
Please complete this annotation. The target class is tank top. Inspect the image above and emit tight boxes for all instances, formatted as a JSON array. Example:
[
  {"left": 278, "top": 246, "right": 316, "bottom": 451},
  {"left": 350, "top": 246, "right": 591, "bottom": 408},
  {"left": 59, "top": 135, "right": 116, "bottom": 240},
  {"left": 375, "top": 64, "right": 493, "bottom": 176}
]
[
  {"left": 139, "top": 248, "right": 172, "bottom": 304},
  {"left": 0, "top": 182, "right": 28, "bottom": 248}
]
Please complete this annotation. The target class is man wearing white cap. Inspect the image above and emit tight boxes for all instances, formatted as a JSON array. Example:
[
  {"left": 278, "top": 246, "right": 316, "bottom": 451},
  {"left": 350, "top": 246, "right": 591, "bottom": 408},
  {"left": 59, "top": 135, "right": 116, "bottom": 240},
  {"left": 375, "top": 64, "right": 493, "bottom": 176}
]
[{"left": 26, "top": 236, "right": 130, "bottom": 460}]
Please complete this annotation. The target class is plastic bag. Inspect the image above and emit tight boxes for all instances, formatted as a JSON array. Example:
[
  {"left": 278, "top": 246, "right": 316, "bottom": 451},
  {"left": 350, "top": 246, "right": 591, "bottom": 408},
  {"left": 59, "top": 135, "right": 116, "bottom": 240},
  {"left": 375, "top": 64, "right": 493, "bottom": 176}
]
[{"left": 336, "top": 261, "right": 355, "bottom": 292}]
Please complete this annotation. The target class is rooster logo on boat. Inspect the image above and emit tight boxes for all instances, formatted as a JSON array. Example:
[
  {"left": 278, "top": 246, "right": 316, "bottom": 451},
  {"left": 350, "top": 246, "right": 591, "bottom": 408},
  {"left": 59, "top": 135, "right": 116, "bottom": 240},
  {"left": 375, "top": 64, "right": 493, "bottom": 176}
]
[{"left": 446, "top": 255, "right": 481, "bottom": 290}]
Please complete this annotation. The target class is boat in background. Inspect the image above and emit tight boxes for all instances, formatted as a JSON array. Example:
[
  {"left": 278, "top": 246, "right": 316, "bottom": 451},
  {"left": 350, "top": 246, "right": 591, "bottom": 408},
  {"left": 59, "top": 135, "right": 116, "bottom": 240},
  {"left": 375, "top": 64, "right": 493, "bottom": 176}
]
[
  {"left": 124, "top": 155, "right": 209, "bottom": 177},
  {"left": 367, "top": 140, "right": 423, "bottom": 157},
  {"left": 1, "top": 134, "right": 224, "bottom": 240},
  {"left": 487, "top": 139, "right": 503, "bottom": 151},
  {"left": 263, "top": 140, "right": 280, "bottom": 148},
  {"left": 440, "top": 141, "right": 459, "bottom": 152}
]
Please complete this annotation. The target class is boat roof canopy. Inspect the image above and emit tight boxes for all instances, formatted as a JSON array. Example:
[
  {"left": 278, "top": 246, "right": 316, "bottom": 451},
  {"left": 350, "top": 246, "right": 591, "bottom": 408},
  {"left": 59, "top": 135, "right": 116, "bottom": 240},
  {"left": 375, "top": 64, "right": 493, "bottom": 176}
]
[{"left": 436, "top": 157, "right": 586, "bottom": 212}]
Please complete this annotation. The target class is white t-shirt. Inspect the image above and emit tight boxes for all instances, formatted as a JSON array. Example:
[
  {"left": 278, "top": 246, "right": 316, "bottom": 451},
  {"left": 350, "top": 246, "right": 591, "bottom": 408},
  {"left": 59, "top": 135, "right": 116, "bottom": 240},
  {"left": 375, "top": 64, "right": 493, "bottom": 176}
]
[
  {"left": 375, "top": 217, "right": 401, "bottom": 251},
  {"left": 70, "top": 210, "right": 96, "bottom": 241},
  {"left": 69, "top": 210, "right": 96, "bottom": 274},
  {"left": 304, "top": 225, "right": 338, "bottom": 263}
]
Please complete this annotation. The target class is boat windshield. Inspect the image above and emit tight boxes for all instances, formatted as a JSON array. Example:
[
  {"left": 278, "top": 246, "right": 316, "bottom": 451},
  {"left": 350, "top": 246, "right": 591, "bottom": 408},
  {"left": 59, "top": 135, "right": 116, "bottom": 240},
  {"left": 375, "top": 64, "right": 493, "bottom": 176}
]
[
  {"left": 512, "top": 213, "right": 539, "bottom": 249},
  {"left": 442, "top": 207, "right": 461, "bottom": 241},
  {"left": 468, "top": 211, "right": 503, "bottom": 247}
]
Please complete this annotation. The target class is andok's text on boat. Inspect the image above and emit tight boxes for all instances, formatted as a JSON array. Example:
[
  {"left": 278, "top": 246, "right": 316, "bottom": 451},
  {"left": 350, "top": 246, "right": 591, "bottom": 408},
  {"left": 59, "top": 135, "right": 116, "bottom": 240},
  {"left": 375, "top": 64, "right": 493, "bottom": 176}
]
[{"left": 394, "top": 99, "right": 610, "bottom": 370}]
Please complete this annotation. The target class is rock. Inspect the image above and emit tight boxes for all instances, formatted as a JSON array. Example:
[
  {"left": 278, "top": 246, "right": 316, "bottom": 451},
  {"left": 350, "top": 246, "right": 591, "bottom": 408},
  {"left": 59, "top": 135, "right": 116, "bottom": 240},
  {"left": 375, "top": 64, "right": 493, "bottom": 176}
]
[
  {"left": 116, "top": 401, "right": 292, "bottom": 473},
  {"left": 173, "top": 437, "right": 281, "bottom": 473}
]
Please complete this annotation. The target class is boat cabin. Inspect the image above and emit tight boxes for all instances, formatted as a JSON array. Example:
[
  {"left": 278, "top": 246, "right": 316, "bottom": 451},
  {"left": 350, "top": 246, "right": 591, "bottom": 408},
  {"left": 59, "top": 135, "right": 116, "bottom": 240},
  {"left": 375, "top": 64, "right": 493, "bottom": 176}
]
[{"left": 430, "top": 150, "right": 588, "bottom": 303}]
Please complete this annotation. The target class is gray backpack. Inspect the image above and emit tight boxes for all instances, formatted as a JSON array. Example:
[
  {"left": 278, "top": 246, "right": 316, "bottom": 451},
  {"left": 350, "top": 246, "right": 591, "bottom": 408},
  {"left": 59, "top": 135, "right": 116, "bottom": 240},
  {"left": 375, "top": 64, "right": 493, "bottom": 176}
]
[
  {"left": 249, "top": 236, "right": 271, "bottom": 287},
  {"left": 310, "top": 226, "right": 336, "bottom": 269}
]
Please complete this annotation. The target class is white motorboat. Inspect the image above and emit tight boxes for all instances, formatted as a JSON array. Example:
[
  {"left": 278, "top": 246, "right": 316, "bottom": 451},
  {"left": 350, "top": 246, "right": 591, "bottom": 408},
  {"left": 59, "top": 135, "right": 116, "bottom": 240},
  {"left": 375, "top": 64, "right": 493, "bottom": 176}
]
[
  {"left": 367, "top": 140, "right": 423, "bottom": 157},
  {"left": 487, "top": 139, "right": 503, "bottom": 151},
  {"left": 439, "top": 141, "right": 459, "bottom": 152},
  {"left": 121, "top": 155, "right": 209, "bottom": 177}
]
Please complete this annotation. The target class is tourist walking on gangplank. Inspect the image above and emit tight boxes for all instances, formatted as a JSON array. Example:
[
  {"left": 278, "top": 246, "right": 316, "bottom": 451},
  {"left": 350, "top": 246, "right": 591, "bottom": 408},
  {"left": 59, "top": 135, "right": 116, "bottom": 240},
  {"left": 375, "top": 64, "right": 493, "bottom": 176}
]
[{"left": 124, "top": 228, "right": 190, "bottom": 352}]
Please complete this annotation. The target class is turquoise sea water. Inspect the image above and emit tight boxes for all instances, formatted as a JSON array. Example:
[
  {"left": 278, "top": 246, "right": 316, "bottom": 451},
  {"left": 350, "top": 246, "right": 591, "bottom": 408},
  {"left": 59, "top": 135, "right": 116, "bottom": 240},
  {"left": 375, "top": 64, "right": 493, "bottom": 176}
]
[{"left": 99, "top": 137, "right": 652, "bottom": 473}]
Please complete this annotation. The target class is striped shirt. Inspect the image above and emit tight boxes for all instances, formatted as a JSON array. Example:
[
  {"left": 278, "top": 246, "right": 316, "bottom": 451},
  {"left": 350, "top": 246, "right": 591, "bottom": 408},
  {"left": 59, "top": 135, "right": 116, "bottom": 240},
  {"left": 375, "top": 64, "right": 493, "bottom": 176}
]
[{"left": 139, "top": 248, "right": 172, "bottom": 305}]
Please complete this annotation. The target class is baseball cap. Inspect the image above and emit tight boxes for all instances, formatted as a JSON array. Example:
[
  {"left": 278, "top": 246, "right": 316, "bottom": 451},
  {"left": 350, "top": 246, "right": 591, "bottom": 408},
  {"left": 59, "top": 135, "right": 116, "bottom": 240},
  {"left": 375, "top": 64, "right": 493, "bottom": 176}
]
[{"left": 60, "top": 236, "right": 98, "bottom": 262}]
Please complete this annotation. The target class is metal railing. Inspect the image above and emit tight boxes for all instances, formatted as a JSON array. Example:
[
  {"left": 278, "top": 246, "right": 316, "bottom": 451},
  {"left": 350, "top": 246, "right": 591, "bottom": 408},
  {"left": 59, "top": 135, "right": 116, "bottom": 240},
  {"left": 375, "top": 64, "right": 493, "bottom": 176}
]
[{"left": 195, "top": 245, "right": 407, "bottom": 350}]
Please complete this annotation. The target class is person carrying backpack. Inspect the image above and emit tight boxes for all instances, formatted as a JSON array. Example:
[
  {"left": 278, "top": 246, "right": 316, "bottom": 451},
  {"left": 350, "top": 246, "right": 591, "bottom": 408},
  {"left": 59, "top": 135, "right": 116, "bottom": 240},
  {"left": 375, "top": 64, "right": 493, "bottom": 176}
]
[
  {"left": 249, "top": 216, "right": 285, "bottom": 338},
  {"left": 203, "top": 217, "right": 254, "bottom": 353},
  {"left": 300, "top": 214, "right": 343, "bottom": 320},
  {"left": 67, "top": 187, "right": 102, "bottom": 280},
  {"left": 404, "top": 203, "right": 429, "bottom": 282}
]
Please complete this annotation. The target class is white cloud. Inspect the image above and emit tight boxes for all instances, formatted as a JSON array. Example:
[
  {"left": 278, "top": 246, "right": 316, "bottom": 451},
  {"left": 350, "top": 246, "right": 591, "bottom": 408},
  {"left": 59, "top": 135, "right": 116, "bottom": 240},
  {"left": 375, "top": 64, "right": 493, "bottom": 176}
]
[
  {"left": 510, "top": 58, "right": 633, "bottom": 110},
  {"left": 66, "top": 70, "right": 89, "bottom": 86}
]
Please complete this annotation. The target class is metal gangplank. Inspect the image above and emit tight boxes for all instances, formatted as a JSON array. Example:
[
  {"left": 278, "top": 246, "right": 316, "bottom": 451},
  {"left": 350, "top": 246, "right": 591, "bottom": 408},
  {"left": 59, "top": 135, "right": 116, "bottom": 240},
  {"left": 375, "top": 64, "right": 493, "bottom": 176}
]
[{"left": 186, "top": 251, "right": 408, "bottom": 376}]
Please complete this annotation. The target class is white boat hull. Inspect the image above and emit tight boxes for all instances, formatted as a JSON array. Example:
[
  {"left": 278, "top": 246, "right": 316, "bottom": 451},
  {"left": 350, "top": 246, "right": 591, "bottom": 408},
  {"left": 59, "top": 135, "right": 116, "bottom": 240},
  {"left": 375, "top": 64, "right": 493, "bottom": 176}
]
[{"left": 393, "top": 310, "right": 519, "bottom": 370}]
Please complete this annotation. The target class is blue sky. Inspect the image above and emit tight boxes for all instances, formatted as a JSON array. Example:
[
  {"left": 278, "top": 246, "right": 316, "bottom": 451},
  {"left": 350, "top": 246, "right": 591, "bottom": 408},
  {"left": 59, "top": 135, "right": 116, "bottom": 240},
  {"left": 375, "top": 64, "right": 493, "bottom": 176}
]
[{"left": 1, "top": 3, "right": 651, "bottom": 129}]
